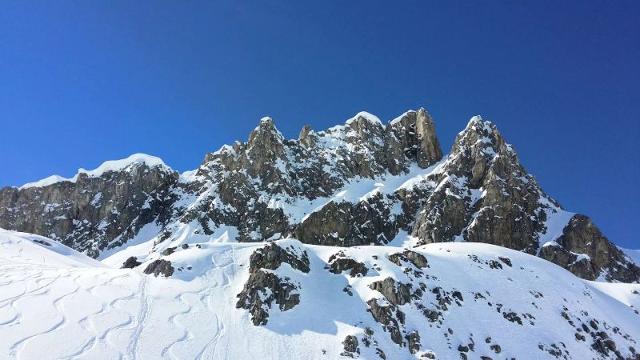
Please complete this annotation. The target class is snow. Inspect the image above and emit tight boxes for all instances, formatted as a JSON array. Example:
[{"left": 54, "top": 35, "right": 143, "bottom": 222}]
[
  {"left": 18, "top": 153, "right": 171, "bottom": 189},
  {"left": 90, "top": 192, "right": 103, "bottom": 207},
  {"left": 0, "top": 228, "right": 104, "bottom": 268},
  {"left": 345, "top": 111, "right": 383, "bottom": 126},
  {"left": 99, "top": 221, "right": 164, "bottom": 264},
  {"left": 621, "top": 247, "right": 640, "bottom": 265},
  {"left": 537, "top": 195, "right": 575, "bottom": 248},
  {"left": 5, "top": 110, "right": 640, "bottom": 358},
  {"left": 1, "top": 228, "right": 639, "bottom": 359},
  {"left": 388, "top": 110, "right": 413, "bottom": 125},
  {"left": 77, "top": 153, "right": 168, "bottom": 178},
  {"left": 18, "top": 175, "right": 70, "bottom": 189},
  {"left": 179, "top": 169, "right": 198, "bottom": 183},
  {"left": 459, "top": 115, "right": 494, "bottom": 136},
  {"left": 264, "top": 162, "right": 441, "bottom": 224}
]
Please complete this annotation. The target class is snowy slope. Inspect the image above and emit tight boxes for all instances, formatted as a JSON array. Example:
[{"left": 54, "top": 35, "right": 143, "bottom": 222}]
[
  {"left": 0, "top": 228, "right": 104, "bottom": 268},
  {"left": 1, "top": 229, "right": 638, "bottom": 359}
]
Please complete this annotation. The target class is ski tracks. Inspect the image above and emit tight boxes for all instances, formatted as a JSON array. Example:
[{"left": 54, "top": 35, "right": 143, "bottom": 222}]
[
  {"left": 127, "top": 272, "right": 150, "bottom": 360},
  {"left": 9, "top": 271, "right": 81, "bottom": 358},
  {"left": 59, "top": 272, "right": 134, "bottom": 360},
  {"left": 1, "top": 244, "right": 243, "bottom": 360},
  {"left": 195, "top": 244, "right": 238, "bottom": 360}
]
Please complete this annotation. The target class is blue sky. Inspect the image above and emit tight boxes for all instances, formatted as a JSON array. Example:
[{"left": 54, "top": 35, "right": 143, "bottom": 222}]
[{"left": 1, "top": 1, "right": 638, "bottom": 248}]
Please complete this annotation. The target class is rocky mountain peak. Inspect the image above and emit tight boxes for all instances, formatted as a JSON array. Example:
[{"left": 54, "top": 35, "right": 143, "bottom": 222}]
[
  {"left": 453, "top": 116, "right": 510, "bottom": 159},
  {"left": 345, "top": 111, "right": 383, "bottom": 127},
  {"left": 0, "top": 108, "right": 637, "bottom": 284},
  {"left": 244, "top": 117, "right": 287, "bottom": 180},
  {"left": 298, "top": 124, "right": 315, "bottom": 148},
  {"left": 415, "top": 108, "right": 443, "bottom": 168},
  {"left": 248, "top": 117, "right": 284, "bottom": 148}
]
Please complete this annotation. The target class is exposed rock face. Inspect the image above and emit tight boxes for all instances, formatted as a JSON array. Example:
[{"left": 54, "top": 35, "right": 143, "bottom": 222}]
[
  {"left": 539, "top": 215, "right": 640, "bottom": 282},
  {"left": 0, "top": 109, "right": 636, "bottom": 283},
  {"left": 367, "top": 298, "right": 406, "bottom": 345},
  {"left": 236, "top": 270, "right": 301, "bottom": 326},
  {"left": 248, "top": 243, "right": 310, "bottom": 273},
  {"left": 143, "top": 259, "right": 174, "bottom": 277},
  {"left": 293, "top": 195, "right": 401, "bottom": 246},
  {"left": 341, "top": 335, "right": 360, "bottom": 357},
  {"left": 328, "top": 251, "right": 368, "bottom": 277},
  {"left": 386, "top": 109, "right": 442, "bottom": 174},
  {"left": 388, "top": 250, "right": 428, "bottom": 269},
  {"left": 369, "top": 277, "right": 412, "bottom": 306},
  {"left": 539, "top": 244, "right": 597, "bottom": 280},
  {"left": 121, "top": 256, "right": 141, "bottom": 269},
  {"left": 0, "top": 157, "right": 177, "bottom": 258},
  {"left": 235, "top": 242, "right": 309, "bottom": 325},
  {"left": 412, "top": 117, "right": 548, "bottom": 254}
]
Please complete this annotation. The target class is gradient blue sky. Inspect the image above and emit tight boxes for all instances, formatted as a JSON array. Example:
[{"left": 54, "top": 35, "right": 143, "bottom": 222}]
[{"left": 1, "top": 1, "right": 638, "bottom": 248}]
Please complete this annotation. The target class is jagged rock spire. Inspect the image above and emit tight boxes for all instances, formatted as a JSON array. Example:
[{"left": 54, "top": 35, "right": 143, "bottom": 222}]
[
  {"left": 245, "top": 116, "right": 286, "bottom": 178},
  {"left": 298, "top": 125, "right": 316, "bottom": 148},
  {"left": 415, "top": 108, "right": 443, "bottom": 168},
  {"left": 385, "top": 108, "right": 443, "bottom": 175}
]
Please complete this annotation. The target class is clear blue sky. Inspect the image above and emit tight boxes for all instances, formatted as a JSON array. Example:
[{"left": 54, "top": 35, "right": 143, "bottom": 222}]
[{"left": 1, "top": 1, "right": 638, "bottom": 248}]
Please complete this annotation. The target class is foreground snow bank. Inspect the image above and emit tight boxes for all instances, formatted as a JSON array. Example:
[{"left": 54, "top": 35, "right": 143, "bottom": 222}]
[{"left": 0, "top": 230, "right": 638, "bottom": 359}]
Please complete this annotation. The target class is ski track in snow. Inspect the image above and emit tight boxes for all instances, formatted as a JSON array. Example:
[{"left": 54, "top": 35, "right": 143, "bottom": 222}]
[
  {"left": 1, "top": 231, "right": 639, "bottom": 359},
  {"left": 10, "top": 271, "right": 81, "bottom": 358},
  {"left": 195, "top": 245, "right": 235, "bottom": 360},
  {"left": 0, "top": 252, "right": 238, "bottom": 360},
  {"left": 129, "top": 273, "right": 149, "bottom": 360},
  {"left": 161, "top": 290, "right": 200, "bottom": 359}
]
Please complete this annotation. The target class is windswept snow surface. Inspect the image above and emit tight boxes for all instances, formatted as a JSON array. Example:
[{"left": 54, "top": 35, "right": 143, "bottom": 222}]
[
  {"left": 18, "top": 153, "right": 170, "bottom": 189},
  {"left": 0, "top": 229, "right": 104, "bottom": 268},
  {"left": 1, "top": 229, "right": 639, "bottom": 359}
]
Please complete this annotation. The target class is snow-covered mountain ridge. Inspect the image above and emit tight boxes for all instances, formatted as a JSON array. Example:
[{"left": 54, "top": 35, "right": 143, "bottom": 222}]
[
  {"left": 0, "top": 108, "right": 637, "bottom": 283},
  {"left": 0, "top": 228, "right": 639, "bottom": 359}
]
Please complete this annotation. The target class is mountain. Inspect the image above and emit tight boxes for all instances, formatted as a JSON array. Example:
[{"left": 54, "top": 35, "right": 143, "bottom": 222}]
[
  {"left": 1, "top": 108, "right": 637, "bottom": 282},
  {"left": 1, "top": 108, "right": 640, "bottom": 359},
  {"left": 0, "top": 228, "right": 639, "bottom": 359}
]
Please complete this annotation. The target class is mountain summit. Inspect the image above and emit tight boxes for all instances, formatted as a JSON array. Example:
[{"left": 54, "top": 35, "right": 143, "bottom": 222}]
[
  {"left": 1, "top": 108, "right": 639, "bottom": 359},
  {"left": 1, "top": 108, "right": 636, "bottom": 282}
]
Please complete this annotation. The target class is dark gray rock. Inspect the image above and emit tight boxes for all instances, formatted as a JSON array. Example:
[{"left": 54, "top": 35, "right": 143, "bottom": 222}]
[
  {"left": 538, "top": 215, "right": 640, "bottom": 282},
  {"left": 121, "top": 256, "right": 141, "bottom": 269},
  {"left": 0, "top": 161, "right": 177, "bottom": 258},
  {"left": 388, "top": 250, "right": 428, "bottom": 269},
  {"left": 385, "top": 108, "right": 442, "bottom": 174},
  {"left": 249, "top": 243, "right": 310, "bottom": 273},
  {"left": 341, "top": 335, "right": 360, "bottom": 356},
  {"left": 369, "top": 277, "right": 412, "bottom": 306},
  {"left": 235, "top": 242, "right": 309, "bottom": 326},
  {"left": 539, "top": 244, "right": 597, "bottom": 280},
  {"left": 366, "top": 298, "right": 405, "bottom": 345},
  {"left": 293, "top": 195, "right": 401, "bottom": 247},
  {"left": 412, "top": 117, "right": 547, "bottom": 254},
  {"left": 405, "top": 331, "right": 421, "bottom": 354},
  {"left": 143, "top": 259, "right": 174, "bottom": 277},
  {"left": 328, "top": 251, "right": 368, "bottom": 277},
  {"left": 235, "top": 270, "right": 300, "bottom": 326}
]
